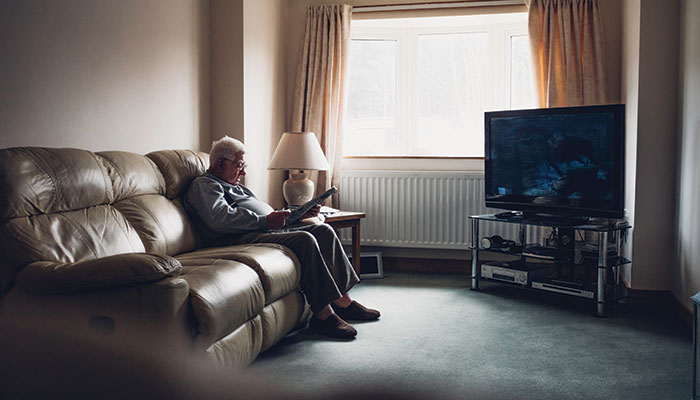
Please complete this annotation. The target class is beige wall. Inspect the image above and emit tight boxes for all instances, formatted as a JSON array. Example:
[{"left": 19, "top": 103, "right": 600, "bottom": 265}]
[
  {"left": 621, "top": 0, "right": 640, "bottom": 286},
  {"left": 622, "top": 0, "right": 680, "bottom": 290},
  {"left": 0, "top": 0, "right": 209, "bottom": 154},
  {"left": 674, "top": 0, "right": 700, "bottom": 310},
  {"left": 209, "top": 0, "right": 288, "bottom": 206},
  {"left": 210, "top": 0, "right": 244, "bottom": 147},
  {"left": 242, "top": 0, "right": 288, "bottom": 208}
]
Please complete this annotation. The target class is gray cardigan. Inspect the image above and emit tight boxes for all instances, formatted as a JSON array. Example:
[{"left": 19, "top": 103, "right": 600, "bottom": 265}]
[{"left": 184, "top": 172, "right": 274, "bottom": 244}]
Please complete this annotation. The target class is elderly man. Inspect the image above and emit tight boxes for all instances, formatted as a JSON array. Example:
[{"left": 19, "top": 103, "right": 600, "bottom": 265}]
[{"left": 184, "top": 136, "right": 379, "bottom": 339}]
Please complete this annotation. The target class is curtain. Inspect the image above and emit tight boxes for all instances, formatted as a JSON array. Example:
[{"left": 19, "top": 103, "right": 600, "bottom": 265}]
[
  {"left": 527, "top": 0, "right": 607, "bottom": 107},
  {"left": 291, "top": 4, "right": 352, "bottom": 207}
]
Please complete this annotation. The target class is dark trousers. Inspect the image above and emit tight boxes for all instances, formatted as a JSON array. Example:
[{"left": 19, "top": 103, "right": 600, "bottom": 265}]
[{"left": 236, "top": 223, "right": 359, "bottom": 313}]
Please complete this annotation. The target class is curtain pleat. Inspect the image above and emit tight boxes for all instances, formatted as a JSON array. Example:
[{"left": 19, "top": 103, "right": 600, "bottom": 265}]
[
  {"left": 291, "top": 5, "right": 352, "bottom": 207},
  {"left": 528, "top": 0, "right": 607, "bottom": 107}
]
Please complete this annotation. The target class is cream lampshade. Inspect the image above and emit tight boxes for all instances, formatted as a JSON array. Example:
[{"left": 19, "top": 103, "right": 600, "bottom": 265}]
[{"left": 268, "top": 132, "right": 330, "bottom": 206}]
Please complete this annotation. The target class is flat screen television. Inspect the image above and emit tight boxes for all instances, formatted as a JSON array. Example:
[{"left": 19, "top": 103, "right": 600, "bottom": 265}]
[{"left": 484, "top": 104, "right": 625, "bottom": 220}]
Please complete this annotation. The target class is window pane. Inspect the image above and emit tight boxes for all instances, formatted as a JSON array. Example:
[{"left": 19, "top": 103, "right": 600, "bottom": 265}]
[
  {"left": 510, "top": 34, "right": 537, "bottom": 110},
  {"left": 416, "top": 32, "right": 488, "bottom": 157},
  {"left": 345, "top": 13, "right": 530, "bottom": 158},
  {"left": 344, "top": 39, "right": 398, "bottom": 156}
]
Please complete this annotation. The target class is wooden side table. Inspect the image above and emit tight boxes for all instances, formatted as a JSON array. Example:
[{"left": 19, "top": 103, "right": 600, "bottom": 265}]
[{"left": 325, "top": 211, "right": 366, "bottom": 276}]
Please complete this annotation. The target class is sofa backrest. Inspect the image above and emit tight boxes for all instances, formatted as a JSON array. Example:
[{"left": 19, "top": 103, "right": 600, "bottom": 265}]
[
  {"left": 0, "top": 147, "right": 209, "bottom": 296},
  {"left": 100, "top": 149, "right": 206, "bottom": 257},
  {"left": 146, "top": 150, "right": 209, "bottom": 200},
  {"left": 0, "top": 147, "right": 146, "bottom": 295}
]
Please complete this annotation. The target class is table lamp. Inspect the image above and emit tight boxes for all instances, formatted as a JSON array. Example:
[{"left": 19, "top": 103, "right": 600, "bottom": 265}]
[{"left": 268, "top": 131, "right": 330, "bottom": 206}]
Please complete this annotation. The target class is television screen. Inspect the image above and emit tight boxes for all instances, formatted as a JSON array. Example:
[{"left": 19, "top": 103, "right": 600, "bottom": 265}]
[{"left": 484, "top": 104, "right": 625, "bottom": 219}]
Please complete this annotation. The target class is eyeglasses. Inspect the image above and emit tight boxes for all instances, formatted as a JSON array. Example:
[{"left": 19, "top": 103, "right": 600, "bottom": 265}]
[{"left": 222, "top": 158, "right": 247, "bottom": 172}]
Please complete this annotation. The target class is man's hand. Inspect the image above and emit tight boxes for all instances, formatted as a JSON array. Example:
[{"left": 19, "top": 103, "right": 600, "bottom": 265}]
[
  {"left": 302, "top": 205, "right": 322, "bottom": 219},
  {"left": 266, "top": 210, "right": 291, "bottom": 230}
]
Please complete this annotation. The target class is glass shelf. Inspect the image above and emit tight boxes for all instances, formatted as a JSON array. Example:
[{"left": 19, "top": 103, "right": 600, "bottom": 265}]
[
  {"left": 469, "top": 213, "right": 631, "bottom": 232},
  {"left": 469, "top": 213, "right": 631, "bottom": 316}
]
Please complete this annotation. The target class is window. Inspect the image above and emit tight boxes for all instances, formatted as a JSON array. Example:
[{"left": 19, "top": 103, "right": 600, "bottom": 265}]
[{"left": 344, "top": 13, "right": 536, "bottom": 157}]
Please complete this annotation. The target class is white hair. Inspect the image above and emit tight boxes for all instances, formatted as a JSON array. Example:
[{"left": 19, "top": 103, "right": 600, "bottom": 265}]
[{"left": 209, "top": 136, "right": 245, "bottom": 167}]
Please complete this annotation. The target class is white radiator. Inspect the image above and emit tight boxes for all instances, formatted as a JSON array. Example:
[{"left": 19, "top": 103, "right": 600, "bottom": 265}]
[{"left": 338, "top": 171, "right": 539, "bottom": 249}]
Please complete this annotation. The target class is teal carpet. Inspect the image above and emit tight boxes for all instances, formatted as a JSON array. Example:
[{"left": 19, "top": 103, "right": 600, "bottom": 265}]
[{"left": 250, "top": 272, "right": 692, "bottom": 400}]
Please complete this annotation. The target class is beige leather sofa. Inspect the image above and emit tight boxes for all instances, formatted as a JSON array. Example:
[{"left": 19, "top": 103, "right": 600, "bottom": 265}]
[{"left": 0, "top": 147, "right": 309, "bottom": 368}]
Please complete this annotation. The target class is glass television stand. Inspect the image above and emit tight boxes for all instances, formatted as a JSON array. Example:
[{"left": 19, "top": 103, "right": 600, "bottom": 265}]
[{"left": 469, "top": 213, "right": 631, "bottom": 317}]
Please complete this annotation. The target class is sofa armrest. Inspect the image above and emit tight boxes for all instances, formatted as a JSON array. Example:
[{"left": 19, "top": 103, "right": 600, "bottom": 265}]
[
  {"left": 15, "top": 253, "right": 181, "bottom": 294},
  {"left": 2, "top": 276, "right": 193, "bottom": 349}
]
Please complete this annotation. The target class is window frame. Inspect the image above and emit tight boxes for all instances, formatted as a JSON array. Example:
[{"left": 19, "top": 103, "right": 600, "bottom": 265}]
[
  {"left": 344, "top": 14, "right": 532, "bottom": 160},
  {"left": 504, "top": 28, "right": 535, "bottom": 110}
]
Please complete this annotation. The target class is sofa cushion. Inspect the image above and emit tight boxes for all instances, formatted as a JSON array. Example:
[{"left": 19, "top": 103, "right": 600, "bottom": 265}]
[
  {"left": 260, "top": 291, "right": 307, "bottom": 352},
  {"left": 177, "top": 258, "right": 264, "bottom": 348},
  {"left": 177, "top": 244, "right": 300, "bottom": 305},
  {"left": 0, "top": 205, "right": 146, "bottom": 270},
  {"left": 114, "top": 195, "right": 198, "bottom": 256},
  {"left": 96, "top": 151, "right": 166, "bottom": 202},
  {"left": 206, "top": 315, "right": 263, "bottom": 369},
  {"left": 146, "top": 150, "right": 208, "bottom": 199},
  {"left": 0, "top": 147, "right": 113, "bottom": 221},
  {"left": 15, "top": 253, "right": 181, "bottom": 294}
]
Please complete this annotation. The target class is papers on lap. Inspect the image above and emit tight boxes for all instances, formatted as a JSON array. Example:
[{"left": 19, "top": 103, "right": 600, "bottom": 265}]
[{"left": 320, "top": 206, "right": 338, "bottom": 216}]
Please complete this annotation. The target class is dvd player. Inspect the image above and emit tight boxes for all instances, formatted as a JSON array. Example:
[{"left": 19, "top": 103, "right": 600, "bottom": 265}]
[
  {"left": 531, "top": 281, "right": 595, "bottom": 299},
  {"left": 481, "top": 262, "right": 549, "bottom": 286}
]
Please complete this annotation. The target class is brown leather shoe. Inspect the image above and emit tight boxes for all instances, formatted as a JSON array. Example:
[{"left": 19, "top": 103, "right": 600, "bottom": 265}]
[
  {"left": 334, "top": 300, "right": 381, "bottom": 321},
  {"left": 309, "top": 314, "right": 357, "bottom": 339}
]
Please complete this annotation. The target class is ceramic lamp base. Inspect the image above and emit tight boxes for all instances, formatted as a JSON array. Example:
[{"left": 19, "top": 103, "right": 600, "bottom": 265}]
[{"left": 283, "top": 171, "right": 314, "bottom": 206}]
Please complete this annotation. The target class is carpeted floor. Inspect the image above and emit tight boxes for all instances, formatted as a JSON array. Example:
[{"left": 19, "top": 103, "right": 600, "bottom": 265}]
[{"left": 249, "top": 272, "right": 693, "bottom": 400}]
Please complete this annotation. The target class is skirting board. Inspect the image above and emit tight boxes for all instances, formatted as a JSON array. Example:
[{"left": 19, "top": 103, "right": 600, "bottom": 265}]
[
  {"left": 382, "top": 257, "right": 469, "bottom": 274},
  {"left": 628, "top": 289, "right": 692, "bottom": 333},
  {"left": 623, "top": 275, "right": 692, "bottom": 333}
]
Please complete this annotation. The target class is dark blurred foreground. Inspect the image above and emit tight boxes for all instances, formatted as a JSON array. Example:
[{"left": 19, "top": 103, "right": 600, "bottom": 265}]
[{"left": 0, "top": 321, "right": 465, "bottom": 400}]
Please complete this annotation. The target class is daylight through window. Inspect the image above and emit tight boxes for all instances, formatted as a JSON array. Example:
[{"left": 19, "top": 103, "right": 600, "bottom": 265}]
[{"left": 344, "top": 13, "right": 536, "bottom": 157}]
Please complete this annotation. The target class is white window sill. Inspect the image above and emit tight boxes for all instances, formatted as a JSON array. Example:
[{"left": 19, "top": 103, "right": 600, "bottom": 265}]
[{"left": 341, "top": 156, "right": 484, "bottom": 172}]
